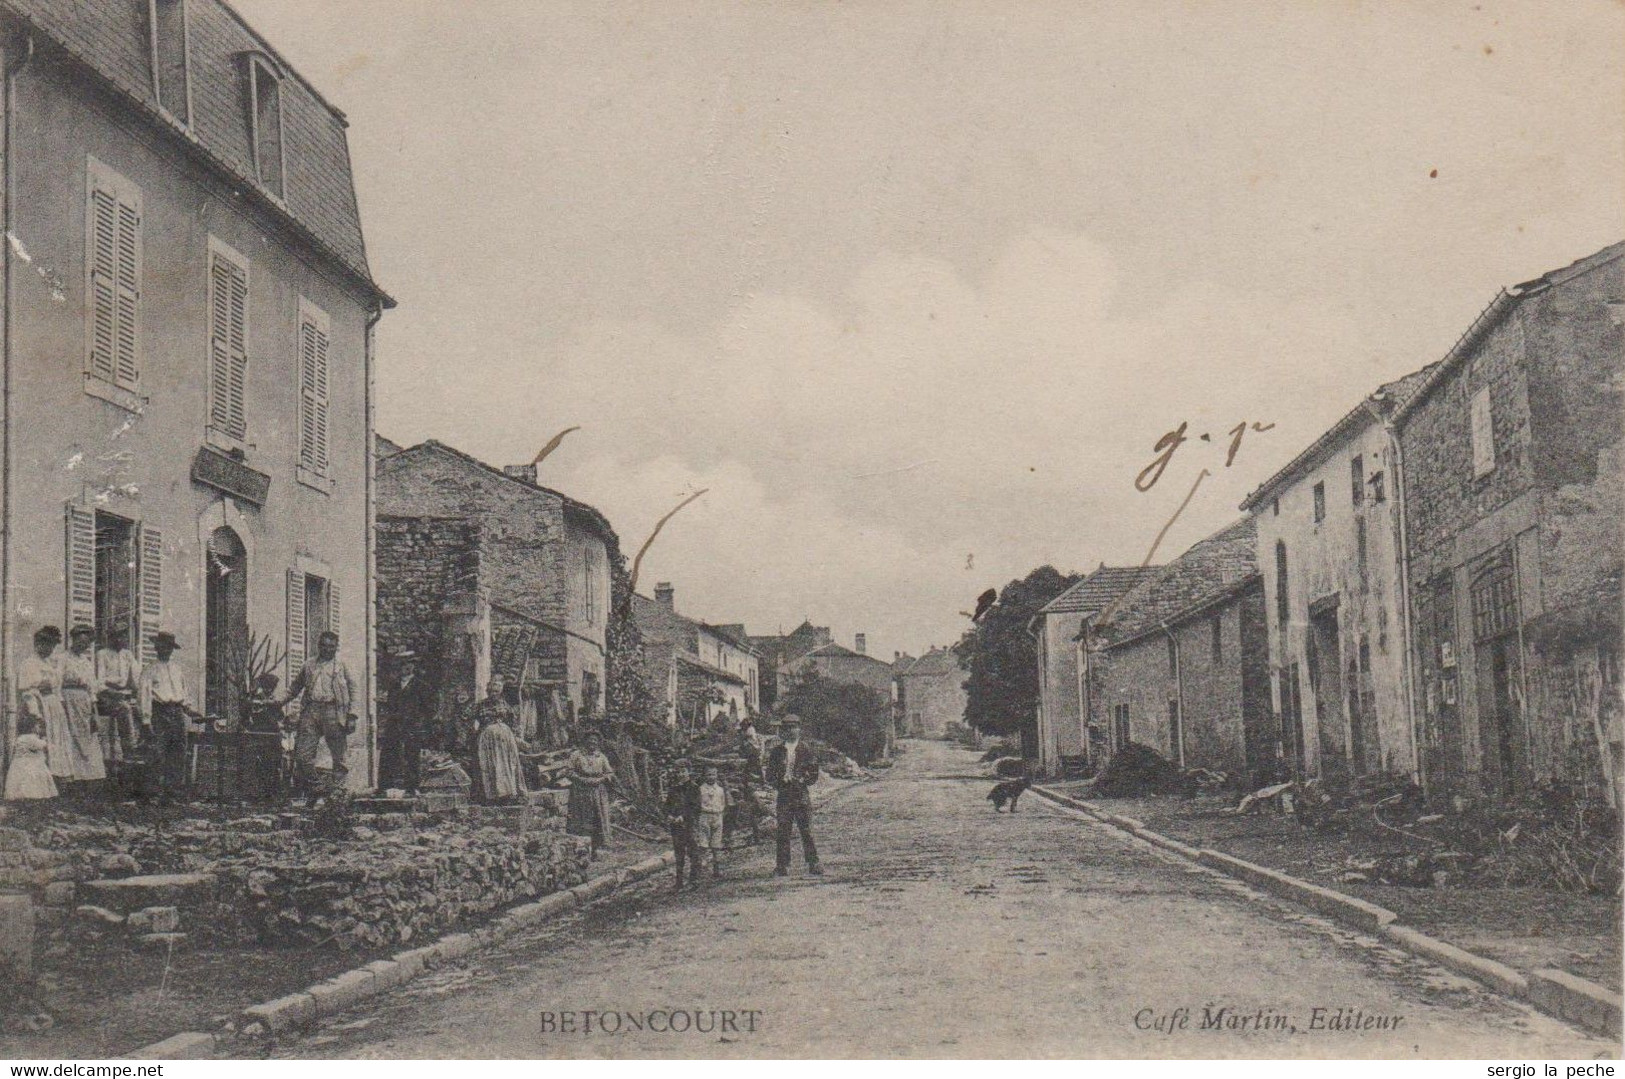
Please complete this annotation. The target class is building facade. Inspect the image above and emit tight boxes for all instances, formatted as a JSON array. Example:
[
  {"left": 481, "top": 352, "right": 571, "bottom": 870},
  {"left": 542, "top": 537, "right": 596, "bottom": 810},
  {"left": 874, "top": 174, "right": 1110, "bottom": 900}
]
[
  {"left": 0, "top": 1, "right": 390, "bottom": 783},
  {"left": 1033, "top": 564, "right": 1144, "bottom": 775},
  {"left": 1092, "top": 519, "right": 1271, "bottom": 778},
  {"left": 780, "top": 636, "right": 894, "bottom": 700},
  {"left": 1396, "top": 242, "right": 1624, "bottom": 802},
  {"left": 633, "top": 584, "right": 760, "bottom": 730},
  {"left": 1241, "top": 369, "right": 1431, "bottom": 782},
  {"left": 376, "top": 442, "right": 615, "bottom": 745},
  {"left": 893, "top": 647, "right": 966, "bottom": 739}
]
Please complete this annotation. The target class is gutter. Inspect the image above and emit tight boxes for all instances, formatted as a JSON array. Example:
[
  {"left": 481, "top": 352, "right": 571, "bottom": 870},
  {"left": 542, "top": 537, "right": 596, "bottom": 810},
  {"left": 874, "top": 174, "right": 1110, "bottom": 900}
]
[
  {"left": 1160, "top": 621, "right": 1185, "bottom": 767},
  {"left": 1362, "top": 398, "right": 1423, "bottom": 786},
  {"left": 1, "top": 29, "right": 34, "bottom": 761},
  {"left": 363, "top": 299, "right": 383, "bottom": 787}
]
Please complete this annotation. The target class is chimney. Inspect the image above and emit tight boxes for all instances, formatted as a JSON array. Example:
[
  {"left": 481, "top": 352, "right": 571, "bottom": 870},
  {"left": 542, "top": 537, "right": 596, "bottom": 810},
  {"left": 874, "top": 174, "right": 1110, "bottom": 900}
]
[
  {"left": 654, "top": 582, "right": 675, "bottom": 608},
  {"left": 503, "top": 463, "right": 537, "bottom": 485},
  {"left": 855, "top": 633, "right": 867, "bottom": 655}
]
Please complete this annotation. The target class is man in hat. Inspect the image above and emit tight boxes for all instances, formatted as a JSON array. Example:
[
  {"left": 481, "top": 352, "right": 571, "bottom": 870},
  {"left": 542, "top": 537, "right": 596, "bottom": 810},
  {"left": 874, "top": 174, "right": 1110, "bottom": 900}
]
[
  {"left": 381, "top": 648, "right": 434, "bottom": 796},
  {"left": 139, "top": 631, "right": 191, "bottom": 800},
  {"left": 95, "top": 626, "right": 142, "bottom": 768},
  {"left": 286, "top": 630, "right": 358, "bottom": 801},
  {"left": 765, "top": 714, "right": 822, "bottom": 876}
]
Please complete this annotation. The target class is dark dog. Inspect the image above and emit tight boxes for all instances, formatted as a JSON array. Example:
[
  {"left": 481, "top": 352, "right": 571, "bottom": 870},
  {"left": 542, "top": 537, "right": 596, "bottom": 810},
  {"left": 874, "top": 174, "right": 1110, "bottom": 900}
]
[{"left": 988, "top": 777, "right": 1029, "bottom": 812}]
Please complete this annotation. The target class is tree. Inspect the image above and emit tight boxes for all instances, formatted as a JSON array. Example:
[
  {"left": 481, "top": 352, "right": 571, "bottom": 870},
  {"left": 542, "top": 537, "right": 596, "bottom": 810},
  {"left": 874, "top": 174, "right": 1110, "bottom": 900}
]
[
  {"left": 604, "top": 541, "right": 660, "bottom": 728},
  {"left": 953, "top": 565, "right": 1081, "bottom": 755},
  {"left": 781, "top": 670, "right": 892, "bottom": 765}
]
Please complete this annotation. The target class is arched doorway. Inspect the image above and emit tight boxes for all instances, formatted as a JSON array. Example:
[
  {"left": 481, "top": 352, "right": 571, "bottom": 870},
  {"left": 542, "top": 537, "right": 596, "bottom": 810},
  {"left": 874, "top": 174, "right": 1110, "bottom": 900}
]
[{"left": 205, "top": 526, "right": 248, "bottom": 724}]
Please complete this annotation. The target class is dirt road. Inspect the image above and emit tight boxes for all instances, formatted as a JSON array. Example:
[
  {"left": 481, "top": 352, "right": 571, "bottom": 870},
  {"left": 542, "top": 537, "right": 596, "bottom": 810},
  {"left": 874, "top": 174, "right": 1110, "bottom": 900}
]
[{"left": 262, "top": 739, "right": 1614, "bottom": 1059}]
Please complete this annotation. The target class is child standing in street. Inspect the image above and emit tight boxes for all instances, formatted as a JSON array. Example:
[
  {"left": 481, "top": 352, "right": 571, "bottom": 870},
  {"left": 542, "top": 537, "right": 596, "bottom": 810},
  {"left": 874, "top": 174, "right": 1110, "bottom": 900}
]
[
  {"left": 696, "top": 765, "right": 729, "bottom": 880},
  {"left": 664, "top": 761, "right": 701, "bottom": 892}
]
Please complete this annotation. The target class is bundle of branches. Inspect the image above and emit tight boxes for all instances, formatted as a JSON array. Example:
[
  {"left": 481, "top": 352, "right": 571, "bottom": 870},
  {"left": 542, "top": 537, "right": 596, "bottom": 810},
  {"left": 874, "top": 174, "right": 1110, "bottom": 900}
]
[{"left": 1093, "top": 742, "right": 1184, "bottom": 798}]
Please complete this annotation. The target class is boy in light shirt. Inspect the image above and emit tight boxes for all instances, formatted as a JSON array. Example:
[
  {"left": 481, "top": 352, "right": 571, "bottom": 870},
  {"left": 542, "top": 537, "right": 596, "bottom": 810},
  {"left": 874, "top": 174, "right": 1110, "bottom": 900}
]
[{"left": 696, "top": 765, "right": 729, "bottom": 880}]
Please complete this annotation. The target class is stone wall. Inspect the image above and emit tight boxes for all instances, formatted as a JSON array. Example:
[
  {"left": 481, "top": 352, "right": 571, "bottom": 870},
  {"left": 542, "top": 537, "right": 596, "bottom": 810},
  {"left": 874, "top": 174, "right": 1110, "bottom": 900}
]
[{"left": 375, "top": 514, "right": 483, "bottom": 668}]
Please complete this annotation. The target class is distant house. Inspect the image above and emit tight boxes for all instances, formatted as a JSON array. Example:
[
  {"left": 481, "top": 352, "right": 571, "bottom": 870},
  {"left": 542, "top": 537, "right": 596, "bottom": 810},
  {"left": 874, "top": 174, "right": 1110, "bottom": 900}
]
[
  {"left": 1032, "top": 565, "right": 1146, "bottom": 775},
  {"left": 747, "top": 620, "right": 833, "bottom": 710},
  {"left": 375, "top": 442, "right": 617, "bottom": 746},
  {"left": 893, "top": 647, "right": 967, "bottom": 739},
  {"left": 1092, "top": 518, "right": 1270, "bottom": 778},
  {"left": 1240, "top": 366, "right": 1435, "bottom": 783},
  {"left": 1394, "top": 242, "right": 1624, "bottom": 802},
  {"left": 633, "top": 583, "right": 760, "bottom": 731},
  {"left": 780, "top": 635, "right": 895, "bottom": 701}
]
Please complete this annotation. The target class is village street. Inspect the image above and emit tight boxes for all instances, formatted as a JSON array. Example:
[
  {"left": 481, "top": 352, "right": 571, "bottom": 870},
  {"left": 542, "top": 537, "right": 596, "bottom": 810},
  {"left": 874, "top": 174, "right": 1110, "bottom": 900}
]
[{"left": 262, "top": 740, "right": 1610, "bottom": 1060}]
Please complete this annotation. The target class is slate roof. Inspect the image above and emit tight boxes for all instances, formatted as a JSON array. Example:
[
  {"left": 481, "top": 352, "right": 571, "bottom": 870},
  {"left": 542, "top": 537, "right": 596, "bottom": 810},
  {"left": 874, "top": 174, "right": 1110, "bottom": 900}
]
[
  {"left": 1096, "top": 517, "right": 1260, "bottom": 647},
  {"left": 3, "top": 0, "right": 388, "bottom": 303},
  {"left": 788, "top": 641, "right": 892, "bottom": 670},
  {"left": 1037, "top": 564, "right": 1149, "bottom": 617}
]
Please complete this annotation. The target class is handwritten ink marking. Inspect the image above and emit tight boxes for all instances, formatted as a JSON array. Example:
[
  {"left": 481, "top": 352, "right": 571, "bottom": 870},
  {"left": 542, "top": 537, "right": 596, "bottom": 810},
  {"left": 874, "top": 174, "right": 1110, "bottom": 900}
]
[
  {"left": 1135, "top": 422, "right": 1189, "bottom": 492},
  {"left": 1225, "top": 420, "right": 1276, "bottom": 468},
  {"left": 628, "top": 488, "right": 709, "bottom": 594},
  {"left": 1096, "top": 468, "right": 1211, "bottom": 626}
]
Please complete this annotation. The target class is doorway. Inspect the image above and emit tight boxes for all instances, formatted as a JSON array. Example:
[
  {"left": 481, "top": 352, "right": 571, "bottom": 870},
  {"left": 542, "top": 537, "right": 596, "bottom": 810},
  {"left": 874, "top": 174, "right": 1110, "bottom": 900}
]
[
  {"left": 1308, "top": 600, "right": 1346, "bottom": 778},
  {"left": 205, "top": 526, "right": 248, "bottom": 724}
]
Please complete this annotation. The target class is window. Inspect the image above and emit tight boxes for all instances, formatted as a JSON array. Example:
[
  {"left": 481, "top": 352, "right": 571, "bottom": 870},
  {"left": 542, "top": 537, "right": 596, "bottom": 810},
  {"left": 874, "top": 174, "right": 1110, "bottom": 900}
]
[
  {"left": 86, "top": 159, "right": 142, "bottom": 398},
  {"left": 1471, "top": 562, "right": 1517, "bottom": 642},
  {"left": 1113, "top": 704, "right": 1131, "bottom": 749},
  {"left": 149, "top": 0, "right": 190, "bottom": 125},
  {"left": 583, "top": 548, "right": 599, "bottom": 626},
  {"left": 1274, "top": 541, "right": 1290, "bottom": 627},
  {"left": 1211, "top": 614, "right": 1223, "bottom": 662},
  {"left": 207, "top": 239, "right": 249, "bottom": 443},
  {"left": 285, "top": 569, "right": 338, "bottom": 680},
  {"left": 297, "top": 299, "right": 331, "bottom": 480},
  {"left": 1356, "top": 517, "right": 1368, "bottom": 583},
  {"left": 245, "top": 55, "right": 284, "bottom": 198},
  {"left": 64, "top": 505, "right": 162, "bottom": 663},
  {"left": 1470, "top": 387, "right": 1495, "bottom": 477},
  {"left": 1350, "top": 455, "right": 1364, "bottom": 506},
  {"left": 1271, "top": 497, "right": 1280, "bottom": 517},
  {"left": 1166, "top": 633, "right": 1177, "bottom": 676},
  {"left": 1312, "top": 481, "right": 1326, "bottom": 523},
  {"left": 1370, "top": 470, "right": 1386, "bottom": 504}
]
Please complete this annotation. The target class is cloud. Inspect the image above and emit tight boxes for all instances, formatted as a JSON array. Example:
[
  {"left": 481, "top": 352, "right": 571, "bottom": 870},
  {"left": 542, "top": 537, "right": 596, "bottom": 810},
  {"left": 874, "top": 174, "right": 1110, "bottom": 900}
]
[{"left": 529, "top": 227, "right": 1369, "bottom": 657}]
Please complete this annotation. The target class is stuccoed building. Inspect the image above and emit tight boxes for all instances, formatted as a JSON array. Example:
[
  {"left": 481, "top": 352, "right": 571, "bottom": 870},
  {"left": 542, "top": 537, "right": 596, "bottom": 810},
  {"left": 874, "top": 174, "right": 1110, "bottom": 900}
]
[{"left": 0, "top": 1, "right": 391, "bottom": 781}]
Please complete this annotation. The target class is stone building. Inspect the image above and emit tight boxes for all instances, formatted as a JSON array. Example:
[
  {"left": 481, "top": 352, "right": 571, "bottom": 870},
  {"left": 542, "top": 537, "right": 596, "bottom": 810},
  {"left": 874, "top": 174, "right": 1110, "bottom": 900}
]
[
  {"left": 1032, "top": 564, "right": 1144, "bottom": 775},
  {"left": 376, "top": 441, "right": 616, "bottom": 746},
  {"left": 1395, "top": 242, "right": 1624, "bottom": 802},
  {"left": 632, "top": 583, "right": 760, "bottom": 730},
  {"left": 1240, "top": 366, "right": 1434, "bottom": 782},
  {"left": 1092, "top": 518, "right": 1271, "bottom": 778},
  {"left": 0, "top": 1, "right": 391, "bottom": 783},
  {"left": 779, "top": 635, "right": 894, "bottom": 700},
  {"left": 746, "top": 620, "right": 832, "bottom": 710},
  {"left": 892, "top": 646, "right": 966, "bottom": 739}
]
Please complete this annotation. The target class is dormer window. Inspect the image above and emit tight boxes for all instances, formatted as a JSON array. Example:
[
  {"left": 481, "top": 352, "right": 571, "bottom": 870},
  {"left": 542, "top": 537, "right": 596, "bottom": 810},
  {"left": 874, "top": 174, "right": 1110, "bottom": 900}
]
[
  {"left": 149, "top": 0, "right": 191, "bottom": 126},
  {"left": 244, "top": 53, "right": 285, "bottom": 199}
]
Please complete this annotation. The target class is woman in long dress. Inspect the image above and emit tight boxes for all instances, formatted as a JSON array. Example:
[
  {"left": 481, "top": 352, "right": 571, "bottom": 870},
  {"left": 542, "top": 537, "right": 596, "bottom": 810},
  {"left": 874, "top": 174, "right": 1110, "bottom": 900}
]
[
  {"left": 476, "top": 710, "right": 528, "bottom": 804},
  {"left": 566, "top": 731, "right": 616, "bottom": 856},
  {"left": 18, "top": 627, "right": 71, "bottom": 783},
  {"left": 56, "top": 625, "right": 107, "bottom": 795}
]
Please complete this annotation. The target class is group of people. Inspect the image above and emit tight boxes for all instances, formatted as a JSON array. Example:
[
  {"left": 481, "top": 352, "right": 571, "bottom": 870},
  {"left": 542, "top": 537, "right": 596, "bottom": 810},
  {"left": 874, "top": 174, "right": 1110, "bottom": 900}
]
[
  {"left": 662, "top": 713, "right": 824, "bottom": 891},
  {"left": 3, "top": 623, "right": 361, "bottom": 806}
]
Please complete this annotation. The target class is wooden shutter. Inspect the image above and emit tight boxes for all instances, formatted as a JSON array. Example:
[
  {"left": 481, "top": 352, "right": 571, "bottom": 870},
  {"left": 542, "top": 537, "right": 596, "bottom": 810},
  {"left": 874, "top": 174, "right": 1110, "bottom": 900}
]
[
  {"left": 327, "top": 581, "right": 341, "bottom": 647},
  {"left": 64, "top": 504, "right": 96, "bottom": 631},
  {"left": 209, "top": 247, "right": 249, "bottom": 440},
  {"left": 87, "top": 164, "right": 141, "bottom": 390},
  {"left": 298, "top": 303, "right": 331, "bottom": 473},
  {"left": 137, "top": 525, "right": 163, "bottom": 665},
  {"left": 286, "top": 569, "right": 306, "bottom": 681}
]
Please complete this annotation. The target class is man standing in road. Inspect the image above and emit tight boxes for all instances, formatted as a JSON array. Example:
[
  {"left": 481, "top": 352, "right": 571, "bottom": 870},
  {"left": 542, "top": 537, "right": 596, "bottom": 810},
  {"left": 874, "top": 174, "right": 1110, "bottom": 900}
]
[
  {"left": 287, "top": 630, "right": 357, "bottom": 802},
  {"left": 766, "top": 714, "right": 822, "bottom": 877}
]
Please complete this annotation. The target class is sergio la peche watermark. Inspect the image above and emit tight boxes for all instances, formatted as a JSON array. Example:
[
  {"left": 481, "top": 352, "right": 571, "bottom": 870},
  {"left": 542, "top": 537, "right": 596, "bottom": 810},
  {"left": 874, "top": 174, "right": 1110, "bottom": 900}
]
[{"left": 538, "top": 1009, "right": 763, "bottom": 1036}]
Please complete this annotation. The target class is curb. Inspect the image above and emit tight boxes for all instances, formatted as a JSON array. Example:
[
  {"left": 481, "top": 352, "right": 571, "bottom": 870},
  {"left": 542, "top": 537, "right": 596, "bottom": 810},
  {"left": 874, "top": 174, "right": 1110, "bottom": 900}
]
[
  {"left": 129, "top": 849, "right": 676, "bottom": 1058},
  {"left": 1031, "top": 783, "right": 1623, "bottom": 1040}
]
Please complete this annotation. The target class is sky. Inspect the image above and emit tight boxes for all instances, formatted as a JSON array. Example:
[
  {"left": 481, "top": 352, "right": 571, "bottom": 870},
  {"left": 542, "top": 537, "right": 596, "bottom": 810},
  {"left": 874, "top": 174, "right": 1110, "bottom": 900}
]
[{"left": 238, "top": 0, "right": 1623, "bottom": 660}]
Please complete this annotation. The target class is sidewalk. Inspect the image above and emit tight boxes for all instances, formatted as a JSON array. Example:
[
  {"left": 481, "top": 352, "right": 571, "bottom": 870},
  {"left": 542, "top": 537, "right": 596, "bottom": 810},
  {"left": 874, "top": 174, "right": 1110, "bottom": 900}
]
[{"left": 1047, "top": 784, "right": 1622, "bottom": 992}]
